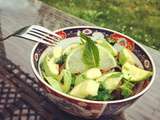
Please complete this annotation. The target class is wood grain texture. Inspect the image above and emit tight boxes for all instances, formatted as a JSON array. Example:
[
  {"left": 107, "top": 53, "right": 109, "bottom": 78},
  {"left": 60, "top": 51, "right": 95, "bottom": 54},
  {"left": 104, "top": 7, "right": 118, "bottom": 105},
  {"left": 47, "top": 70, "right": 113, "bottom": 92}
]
[{"left": 0, "top": 0, "right": 160, "bottom": 120}]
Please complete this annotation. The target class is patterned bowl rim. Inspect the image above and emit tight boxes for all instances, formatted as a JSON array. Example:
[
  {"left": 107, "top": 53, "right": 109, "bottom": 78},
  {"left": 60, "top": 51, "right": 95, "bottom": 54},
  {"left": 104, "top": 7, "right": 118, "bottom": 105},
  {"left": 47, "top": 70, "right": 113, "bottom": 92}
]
[{"left": 31, "top": 26, "right": 156, "bottom": 104}]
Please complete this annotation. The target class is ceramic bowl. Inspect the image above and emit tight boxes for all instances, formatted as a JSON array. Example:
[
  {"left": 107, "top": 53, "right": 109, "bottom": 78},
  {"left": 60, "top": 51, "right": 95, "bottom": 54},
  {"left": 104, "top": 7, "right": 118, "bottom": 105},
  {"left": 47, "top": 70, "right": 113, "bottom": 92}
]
[{"left": 31, "top": 26, "right": 156, "bottom": 119}]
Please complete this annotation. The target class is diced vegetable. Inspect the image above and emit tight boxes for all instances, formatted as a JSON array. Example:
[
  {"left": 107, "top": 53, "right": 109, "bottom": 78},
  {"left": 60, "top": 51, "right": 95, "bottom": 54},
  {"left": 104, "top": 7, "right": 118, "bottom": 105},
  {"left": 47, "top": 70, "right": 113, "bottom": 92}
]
[
  {"left": 75, "top": 68, "right": 102, "bottom": 85},
  {"left": 97, "top": 72, "right": 122, "bottom": 93},
  {"left": 97, "top": 72, "right": 121, "bottom": 82},
  {"left": 42, "top": 55, "right": 59, "bottom": 78},
  {"left": 85, "top": 68, "right": 102, "bottom": 79},
  {"left": 122, "top": 62, "right": 153, "bottom": 82},
  {"left": 70, "top": 80, "right": 100, "bottom": 98},
  {"left": 119, "top": 47, "right": 135, "bottom": 65},
  {"left": 53, "top": 46, "right": 63, "bottom": 62},
  {"left": 44, "top": 76, "right": 63, "bottom": 92}
]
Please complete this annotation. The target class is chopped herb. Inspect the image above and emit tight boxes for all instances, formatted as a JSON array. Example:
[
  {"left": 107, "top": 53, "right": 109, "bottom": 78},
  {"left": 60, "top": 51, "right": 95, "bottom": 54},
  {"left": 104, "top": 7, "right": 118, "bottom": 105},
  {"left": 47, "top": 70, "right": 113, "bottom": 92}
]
[
  {"left": 107, "top": 38, "right": 116, "bottom": 45},
  {"left": 120, "top": 79, "right": 135, "bottom": 98},
  {"left": 56, "top": 54, "right": 67, "bottom": 64},
  {"left": 86, "top": 84, "right": 113, "bottom": 101},
  {"left": 71, "top": 74, "right": 76, "bottom": 86}
]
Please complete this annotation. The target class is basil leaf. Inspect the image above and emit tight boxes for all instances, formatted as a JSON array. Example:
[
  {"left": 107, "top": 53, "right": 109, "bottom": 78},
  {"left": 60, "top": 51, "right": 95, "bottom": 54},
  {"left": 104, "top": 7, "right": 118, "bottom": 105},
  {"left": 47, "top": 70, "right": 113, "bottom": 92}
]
[{"left": 80, "top": 32, "right": 100, "bottom": 68}]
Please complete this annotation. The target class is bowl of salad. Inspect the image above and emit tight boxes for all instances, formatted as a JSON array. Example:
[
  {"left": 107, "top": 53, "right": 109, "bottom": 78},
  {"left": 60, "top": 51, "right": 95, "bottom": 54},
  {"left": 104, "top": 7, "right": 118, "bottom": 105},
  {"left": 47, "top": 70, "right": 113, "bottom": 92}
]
[{"left": 31, "top": 26, "right": 155, "bottom": 119}]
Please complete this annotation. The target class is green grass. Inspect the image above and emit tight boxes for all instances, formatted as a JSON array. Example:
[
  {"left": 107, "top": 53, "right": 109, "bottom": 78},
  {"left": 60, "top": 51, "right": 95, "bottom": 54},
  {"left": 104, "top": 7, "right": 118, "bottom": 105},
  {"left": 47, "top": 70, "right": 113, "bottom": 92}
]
[{"left": 41, "top": 0, "right": 160, "bottom": 51}]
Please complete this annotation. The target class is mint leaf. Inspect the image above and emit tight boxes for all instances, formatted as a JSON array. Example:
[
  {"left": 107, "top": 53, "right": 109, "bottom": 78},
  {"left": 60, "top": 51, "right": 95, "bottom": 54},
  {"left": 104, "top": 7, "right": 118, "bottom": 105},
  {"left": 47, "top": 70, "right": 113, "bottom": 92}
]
[{"left": 80, "top": 32, "right": 100, "bottom": 68}]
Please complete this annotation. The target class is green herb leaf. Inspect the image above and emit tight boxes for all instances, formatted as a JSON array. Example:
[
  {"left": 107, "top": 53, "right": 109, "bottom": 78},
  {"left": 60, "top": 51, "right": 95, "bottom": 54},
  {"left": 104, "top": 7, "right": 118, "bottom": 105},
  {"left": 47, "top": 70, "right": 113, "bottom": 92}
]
[
  {"left": 56, "top": 54, "right": 67, "bottom": 64},
  {"left": 120, "top": 80, "right": 135, "bottom": 98},
  {"left": 80, "top": 32, "right": 100, "bottom": 68},
  {"left": 71, "top": 74, "right": 76, "bottom": 86}
]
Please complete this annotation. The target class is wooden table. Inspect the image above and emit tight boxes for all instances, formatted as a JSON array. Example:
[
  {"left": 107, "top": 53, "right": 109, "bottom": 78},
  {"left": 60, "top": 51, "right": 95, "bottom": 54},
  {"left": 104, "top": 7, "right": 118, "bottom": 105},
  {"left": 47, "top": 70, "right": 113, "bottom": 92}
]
[{"left": 0, "top": 0, "right": 160, "bottom": 120}]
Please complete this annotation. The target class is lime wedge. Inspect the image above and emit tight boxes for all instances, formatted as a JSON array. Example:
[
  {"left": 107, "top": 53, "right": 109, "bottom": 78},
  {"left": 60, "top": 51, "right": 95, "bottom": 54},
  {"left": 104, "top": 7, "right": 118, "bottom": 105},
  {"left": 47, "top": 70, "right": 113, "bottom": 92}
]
[
  {"left": 65, "top": 44, "right": 117, "bottom": 73},
  {"left": 63, "top": 43, "right": 80, "bottom": 55}
]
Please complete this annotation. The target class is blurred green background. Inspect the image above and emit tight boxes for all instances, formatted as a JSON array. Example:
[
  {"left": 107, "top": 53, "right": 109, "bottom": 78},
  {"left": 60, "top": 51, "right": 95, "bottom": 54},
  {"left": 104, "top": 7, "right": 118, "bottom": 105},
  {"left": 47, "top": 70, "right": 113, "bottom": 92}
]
[{"left": 41, "top": 0, "right": 160, "bottom": 51}]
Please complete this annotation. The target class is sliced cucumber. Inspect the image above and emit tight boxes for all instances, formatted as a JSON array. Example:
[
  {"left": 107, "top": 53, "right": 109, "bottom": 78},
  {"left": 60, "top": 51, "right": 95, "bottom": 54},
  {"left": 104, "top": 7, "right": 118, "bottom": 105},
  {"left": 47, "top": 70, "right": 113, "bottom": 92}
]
[
  {"left": 44, "top": 76, "right": 63, "bottom": 92},
  {"left": 70, "top": 80, "right": 100, "bottom": 98},
  {"left": 119, "top": 47, "right": 135, "bottom": 65},
  {"left": 85, "top": 68, "right": 102, "bottom": 79},
  {"left": 42, "top": 55, "right": 59, "bottom": 78},
  {"left": 53, "top": 46, "right": 63, "bottom": 62},
  {"left": 122, "top": 62, "right": 153, "bottom": 82},
  {"left": 97, "top": 72, "right": 122, "bottom": 93}
]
